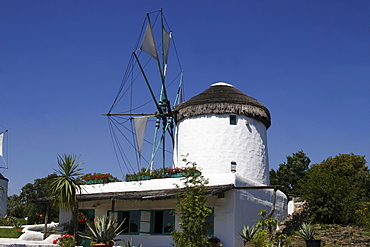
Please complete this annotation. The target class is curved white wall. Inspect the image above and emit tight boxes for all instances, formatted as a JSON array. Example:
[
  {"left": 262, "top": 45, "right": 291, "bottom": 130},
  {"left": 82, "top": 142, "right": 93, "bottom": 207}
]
[
  {"left": 174, "top": 114, "right": 270, "bottom": 185},
  {"left": 0, "top": 178, "right": 8, "bottom": 217}
]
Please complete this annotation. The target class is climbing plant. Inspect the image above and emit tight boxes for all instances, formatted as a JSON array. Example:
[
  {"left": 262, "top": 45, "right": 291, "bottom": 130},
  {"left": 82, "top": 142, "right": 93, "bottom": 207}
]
[{"left": 172, "top": 162, "right": 212, "bottom": 247}]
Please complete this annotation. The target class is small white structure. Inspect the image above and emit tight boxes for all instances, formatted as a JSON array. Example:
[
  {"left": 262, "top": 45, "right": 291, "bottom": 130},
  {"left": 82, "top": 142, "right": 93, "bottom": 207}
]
[
  {"left": 0, "top": 174, "right": 8, "bottom": 217},
  {"left": 61, "top": 82, "right": 287, "bottom": 247}
]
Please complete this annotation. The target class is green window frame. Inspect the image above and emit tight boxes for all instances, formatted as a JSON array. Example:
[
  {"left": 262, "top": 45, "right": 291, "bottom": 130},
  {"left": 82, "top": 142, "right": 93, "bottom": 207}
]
[
  {"left": 108, "top": 210, "right": 140, "bottom": 235},
  {"left": 230, "top": 115, "right": 237, "bottom": 125},
  {"left": 151, "top": 210, "right": 174, "bottom": 235},
  {"left": 206, "top": 207, "right": 214, "bottom": 236}
]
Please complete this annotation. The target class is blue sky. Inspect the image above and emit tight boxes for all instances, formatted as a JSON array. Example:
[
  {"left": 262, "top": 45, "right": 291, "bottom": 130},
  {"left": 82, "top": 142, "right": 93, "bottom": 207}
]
[{"left": 1, "top": 1, "right": 369, "bottom": 196}]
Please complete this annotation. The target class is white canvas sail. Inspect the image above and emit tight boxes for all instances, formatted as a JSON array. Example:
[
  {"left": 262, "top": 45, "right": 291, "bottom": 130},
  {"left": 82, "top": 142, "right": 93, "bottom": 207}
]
[
  {"left": 140, "top": 21, "right": 159, "bottom": 60},
  {"left": 162, "top": 28, "right": 171, "bottom": 76},
  {"left": 0, "top": 131, "right": 6, "bottom": 157},
  {"left": 163, "top": 28, "right": 171, "bottom": 64},
  {"left": 133, "top": 117, "right": 149, "bottom": 157}
]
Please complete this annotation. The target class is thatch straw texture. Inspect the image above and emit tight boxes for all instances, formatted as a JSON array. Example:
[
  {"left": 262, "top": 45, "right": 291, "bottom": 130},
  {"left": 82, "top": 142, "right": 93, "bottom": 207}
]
[{"left": 174, "top": 84, "right": 271, "bottom": 129}]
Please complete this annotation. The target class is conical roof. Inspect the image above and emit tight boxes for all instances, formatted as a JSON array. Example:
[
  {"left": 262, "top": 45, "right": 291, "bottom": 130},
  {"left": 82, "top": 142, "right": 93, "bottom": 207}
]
[{"left": 174, "top": 82, "right": 271, "bottom": 129}]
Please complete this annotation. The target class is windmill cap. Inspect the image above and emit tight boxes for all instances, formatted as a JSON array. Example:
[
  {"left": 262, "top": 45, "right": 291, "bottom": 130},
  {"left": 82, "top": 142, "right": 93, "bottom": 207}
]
[{"left": 174, "top": 82, "right": 271, "bottom": 129}]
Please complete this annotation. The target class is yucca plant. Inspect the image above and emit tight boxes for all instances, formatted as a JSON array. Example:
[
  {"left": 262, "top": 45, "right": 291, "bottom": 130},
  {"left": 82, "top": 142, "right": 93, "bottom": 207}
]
[
  {"left": 121, "top": 239, "right": 143, "bottom": 247},
  {"left": 79, "top": 215, "right": 125, "bottom": 245},
  {"left": 238, "top": 225, "right": 258, "bottom": 243},
  {"left": 297, "top": 223, "right": 316, "bottom": 240}
]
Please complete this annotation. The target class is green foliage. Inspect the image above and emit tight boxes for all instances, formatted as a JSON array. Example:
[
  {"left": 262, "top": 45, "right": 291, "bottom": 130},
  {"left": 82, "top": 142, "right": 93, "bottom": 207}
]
[
  {"left": 255, "top": 210, "right": 278, "bottom": 235},
  {"left": 150, "top": 167, "right": 171, "bottom": 179},
  {"left": 238, "top": 210, "right": 279, "bottom": 247},
  {"left": 296, "top": 223, "right": 316, "bottom": 240},
  {"left": 355, "top": 202, "right": 370, "bottom": 228},
  {"left": 7, "top": 194, "right": 27, "bottom": 218},
  {"left": 78, "top": 215, "right": 124, "bottom": 244},
  {"left": 15, "top": 173, "right": 59, "bottom": 224},
  {"left": 51, "top": 154, "right": 84, "bottom": 238},
  {"left": 0, "top": 227, "right": 23, "bottom": 238},
  {"left": 121, "top": 239, "right": 143, "bottom": 247},
  {"left": 51, "top": 154, "right": 84, "bottom": 210},
  {"left": 299, "top": 153, "right": 368, "bottom": 224},
  {"left": 238, "top": 225, "right": 258, "bottom": 242},
  {"left": 250, "top": 229, "right": 267, "bottom": 247},
  {"left": 78, "top": 173, "right": 120, "bottom": 184},
  {"left": 270, "top": 150, "right": 310, "bottom": 195},
  {"left": 53, "top": 233, "right": 77, "bottom": 247},
  {"left": 0, "top": 216, "right": 26, "bottom": 227},
  {"left": 172, "top": 162, "right": 212, "bottom": 247}
]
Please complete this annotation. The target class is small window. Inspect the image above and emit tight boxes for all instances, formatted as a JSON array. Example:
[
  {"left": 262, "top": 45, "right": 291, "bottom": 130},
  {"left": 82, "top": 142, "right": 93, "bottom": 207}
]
[
  {"left": 152, "top": 210, "right": 174, "bottom": 234},
  {"left": 110, "top": 211, "right": 140, "bottom": 234},
  {"left": 230, "top": 115, "right": 237, "bottom": 125},
  {"left": 206, "top": 208, "right": 214, "bottom": 235}
]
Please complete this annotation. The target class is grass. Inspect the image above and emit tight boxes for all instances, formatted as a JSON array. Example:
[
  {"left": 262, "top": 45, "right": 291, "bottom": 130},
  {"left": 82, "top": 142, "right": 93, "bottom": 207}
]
[{"left": 0, "top": 227, "right": 23, "bottom": 238}]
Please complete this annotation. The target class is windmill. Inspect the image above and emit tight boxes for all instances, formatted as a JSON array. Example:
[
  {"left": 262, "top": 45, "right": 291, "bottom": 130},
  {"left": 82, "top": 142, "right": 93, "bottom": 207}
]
[{"left": 105, "top": 9, "right": 184, "bottom": 178}]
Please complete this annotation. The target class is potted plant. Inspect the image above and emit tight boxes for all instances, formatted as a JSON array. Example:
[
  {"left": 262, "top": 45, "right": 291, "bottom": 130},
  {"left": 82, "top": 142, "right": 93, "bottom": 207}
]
[
  {"left": 297, "top": 223, "right": 321, "bottom": 247},
  {"left": 79, "top": 215, "right": 125, "bottom": 246},
  {"left": 207, "top": 236, "right": 222, "bottom": 246},
  {"left": 238, "top": 225, "right": 258, "bottom": 247},
  {"left": 121, "top": 239, "right": 143, "bottom": 247},
  {"left": 80, "top": 173, "right": 120, "bottom": 184},
  {"left": 169, "top": 167, "right": 187, "bottom": 177},
  {"left": 53, "top": 233, "right": 77, "bottom": 247}
]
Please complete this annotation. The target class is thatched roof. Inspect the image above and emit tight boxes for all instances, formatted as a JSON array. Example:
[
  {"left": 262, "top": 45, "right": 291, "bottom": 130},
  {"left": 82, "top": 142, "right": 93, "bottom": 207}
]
[{"left": 174, "top": 82, "right": 271, "bottom": 129}]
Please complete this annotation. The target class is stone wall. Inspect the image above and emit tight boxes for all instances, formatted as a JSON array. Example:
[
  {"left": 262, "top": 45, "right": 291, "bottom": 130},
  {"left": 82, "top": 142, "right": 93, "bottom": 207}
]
[{"left": 276, "top": 196, "right": 310, "bottom": 235}]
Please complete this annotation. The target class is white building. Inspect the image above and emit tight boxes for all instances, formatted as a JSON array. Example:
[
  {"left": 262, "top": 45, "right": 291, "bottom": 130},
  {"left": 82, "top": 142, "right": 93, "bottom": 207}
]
[
  {"left": 0, "top": 173, "right": 8, "bottom": 217},
  {"left": 62, "top": 82, "right": 287, "bottom": 247}
]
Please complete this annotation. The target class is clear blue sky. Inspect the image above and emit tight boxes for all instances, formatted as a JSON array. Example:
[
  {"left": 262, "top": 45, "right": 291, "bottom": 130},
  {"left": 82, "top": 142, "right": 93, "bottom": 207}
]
[{"left": 1, "top": 0, "right": 369, "bottom": 196}]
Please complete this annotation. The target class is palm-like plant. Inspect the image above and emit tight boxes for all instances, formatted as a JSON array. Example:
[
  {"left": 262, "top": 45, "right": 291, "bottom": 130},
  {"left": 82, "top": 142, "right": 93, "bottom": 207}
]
[
  {"left": 51, "top": 154, "right": 83, "bottom": 237},
  {"left": 238, "top": 225, "right": 258, "bottom": 244},
  {"left": 121, "top": 239, "right": 142, "bottom": 247},
  {"left": 297, "top": 223, "right": 316, "bottom": 240},
  {"left": 79, "top": 215, "right": 125, "bottom": 245}
]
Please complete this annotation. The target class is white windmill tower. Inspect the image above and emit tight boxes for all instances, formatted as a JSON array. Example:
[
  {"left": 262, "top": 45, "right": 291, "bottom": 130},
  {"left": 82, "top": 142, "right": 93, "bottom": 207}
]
[
  {"left": 174, "top": 82, "right": 271, "bottom": 185},
  {"left": 0, "top": 129, "right": 8, "bottom": 217}
]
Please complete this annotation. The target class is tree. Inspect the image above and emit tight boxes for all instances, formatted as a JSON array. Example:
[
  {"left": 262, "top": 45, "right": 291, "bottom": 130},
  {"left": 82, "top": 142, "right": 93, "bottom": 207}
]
[
  {"left": 270, "top": 150, "right": 310, "bottom": 195},
  {"left": 16, "top": 174, "right": 59, "bottom": 223},
  {"left": 172, "top": 163, "right": 212, "bottom": 247},
  {"left": 299, "top": 153, "right": 368, "bottom": 224},
  {"left": 50, "top": 154, "right": 83, "bottom": 237},
  {"left": 7, "top": 195, "right": 27, "bottom": 218}
]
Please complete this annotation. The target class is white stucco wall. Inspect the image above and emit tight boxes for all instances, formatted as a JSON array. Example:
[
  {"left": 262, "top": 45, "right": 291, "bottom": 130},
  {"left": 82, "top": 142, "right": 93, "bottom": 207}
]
[
  {"left": 174, "top": 114, "right": 270, "bottom": 185},
  {"left": 68, "top": 174, "right": 287, "bottom": 247},
  {"left": 0, "top": 178, "right": 8, "bottom": 217}
]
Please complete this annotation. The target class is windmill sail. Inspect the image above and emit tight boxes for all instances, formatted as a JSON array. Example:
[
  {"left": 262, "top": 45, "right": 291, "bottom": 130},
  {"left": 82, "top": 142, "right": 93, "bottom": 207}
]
[
  {"left": 106, "top": 9, "right": 184, "bottom": 178},
  {"left": 133, "top": 116, "right": 149, "bottom": 157},
  {"left": 0, "top": 130, "right": 7, "bottom": 157},
  {"left": 140, "top": 20, "right": 159, "bottom": 60}
]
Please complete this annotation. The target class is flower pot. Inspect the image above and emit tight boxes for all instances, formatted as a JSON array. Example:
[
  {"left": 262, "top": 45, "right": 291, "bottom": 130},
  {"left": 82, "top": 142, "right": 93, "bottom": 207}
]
[
  {"left": 138, "top": 175, "right": 151, "bottom": 180},
  {"left": 306, "top": 240, "right": 321, "bottom": 247},
  {"left": 171, "top": 173, "right": 184, "bottom": 178},
  {"left": 243, "top": 242, "right": 252, "bottom": 247},
  {"left": 210, "top": 243, "right": 218, "bottom": 247},
  {"left": 91, "top": 244, "right": 113, "bottom": 247}
]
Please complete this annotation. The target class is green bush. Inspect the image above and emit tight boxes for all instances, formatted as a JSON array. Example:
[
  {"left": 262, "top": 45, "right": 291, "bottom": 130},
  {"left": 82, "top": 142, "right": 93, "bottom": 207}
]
[
  {"left": 299, "top": 154, "right": 368, "bottom": 224},
  {"left": 0, "top": 216, "right": 26, "bottom": 227}
]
